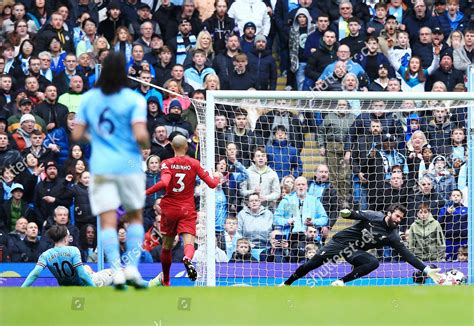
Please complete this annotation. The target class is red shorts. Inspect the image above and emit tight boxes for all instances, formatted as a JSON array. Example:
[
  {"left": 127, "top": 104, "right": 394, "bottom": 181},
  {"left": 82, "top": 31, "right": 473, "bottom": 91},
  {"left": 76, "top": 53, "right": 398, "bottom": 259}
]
[{"left": 160, "top": 205, "right": 197, "bottom": 237}]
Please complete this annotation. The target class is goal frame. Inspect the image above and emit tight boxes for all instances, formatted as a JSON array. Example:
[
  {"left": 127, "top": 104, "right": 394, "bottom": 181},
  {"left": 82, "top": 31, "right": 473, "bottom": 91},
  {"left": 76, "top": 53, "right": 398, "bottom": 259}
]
[{"left": 204, "top": 72, "right": 474, "bottom": 286}]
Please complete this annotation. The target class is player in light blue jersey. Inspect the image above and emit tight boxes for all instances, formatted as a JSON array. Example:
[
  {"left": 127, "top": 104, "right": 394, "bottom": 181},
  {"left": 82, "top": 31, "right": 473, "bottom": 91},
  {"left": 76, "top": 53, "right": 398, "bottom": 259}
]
[
  {"left": 22, "top": 225, "right": 96, "bottom": 287},
  {"left": 22, "top": 225, "right": 164, "bottom": 288},
  {"left": 72, "top": 53, "right": 151, "bottom": 289}
]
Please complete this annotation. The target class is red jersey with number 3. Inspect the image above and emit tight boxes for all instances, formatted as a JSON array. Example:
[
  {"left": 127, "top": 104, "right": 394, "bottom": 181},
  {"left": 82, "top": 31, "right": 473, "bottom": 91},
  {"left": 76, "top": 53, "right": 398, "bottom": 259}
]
[{"left": 159, "top": 156, "right": 218, "bottom": 209}]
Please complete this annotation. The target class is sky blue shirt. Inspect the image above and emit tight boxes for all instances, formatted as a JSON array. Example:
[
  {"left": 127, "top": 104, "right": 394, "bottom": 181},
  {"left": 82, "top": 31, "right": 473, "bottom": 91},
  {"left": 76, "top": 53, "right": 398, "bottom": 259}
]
[
  {"left": 76, "top": 88, "right": 147, "bottom": 175},
  {"left": 35, "top": 246, "right": 92, "bottom": 286}
]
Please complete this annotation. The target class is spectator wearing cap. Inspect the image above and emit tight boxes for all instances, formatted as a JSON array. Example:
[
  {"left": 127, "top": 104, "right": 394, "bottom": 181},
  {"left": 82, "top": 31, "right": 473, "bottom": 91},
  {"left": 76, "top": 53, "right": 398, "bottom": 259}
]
[
  {"left": 11, "top": 113, "right": 38, "bottom": 151},
  {"left": 402, "top": 0, "right": 441, "bottom": 44},
  {"left": 157, "top": 99, "right": 194, "bottom": 139},
  {"left": 247, "top": 34, "right": 277, "bottom": 90},
  {"left": 432, "top": 26, "right": 451, "bottom": 55},
  {"left": 184, "top": 48, "right": 216, "bottom": 90},
  {"left": 433, "top": 0, "right": 447, "bottom": 16},
  {"left": 98, "top": 2, "right": 127, "bottom": 44},
  {"left": 3, "top": 88, "right": 26, "bottom": 119},
  {"left": 229, "top": 0, "right": 270, "bottom": 37},
  {"left": 202, "top": 0, "right": 238, "bottom": 54},
  {"left": 340, "top": 17, "right": 366, "bottom": 57},
  {"left": 437, "top": 0, "right": 468, "bottom": 37},
  {"left": 379, "top": 133, "right": 409, "bottom": 180},
  {"left": 225, "top": 53, "right": 257, "bottom": 90},
  {"left": 129, "top": 4, "right": 161, "bottom": 40},
  {"left": 34, "top": 84, "right": 69, "bottom": 132},
  {"left": 240, "top": 22, "right": 258, "bottom": 54},
  {"left": 7, "top": 97, "right": 46, "bottom": 134},
  {"left": 368, "top": 63, "right": 391, "bottom": 91},
  {"left": 427, "top": 51, "right": 464, "bottom": 91},
  {"left": 354, "top": 36, "right": 393, "bottom": 83},
  {"left": 165, "top": 0, "right": 203, "bottom": 41},
  {"left": 426, "top": 155, "right": 456, "bottom": 201},
  {"left": 144, "top": 34, "right": 165, "bottom": 66},
  {"left": 167, "top": 18, "right": 197, "bottom": 65},
  {"left": 33, "top": 161, "right": 72, "bottom": 229},
  {"left": 377, "top": 15, "right": 399, "bottom": 55},
  {"left": 0, "top": 184, "right": 36, "bottom": 234},
  {"left": 289, "top": 8, "right": 316, "bottom": 91}
]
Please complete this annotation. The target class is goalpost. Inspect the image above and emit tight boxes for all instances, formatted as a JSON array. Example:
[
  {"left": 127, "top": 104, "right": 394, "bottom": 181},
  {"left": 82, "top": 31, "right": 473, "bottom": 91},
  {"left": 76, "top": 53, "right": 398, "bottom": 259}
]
[{"left": 198, "top": 87, "right": 474, "bottom": 287}]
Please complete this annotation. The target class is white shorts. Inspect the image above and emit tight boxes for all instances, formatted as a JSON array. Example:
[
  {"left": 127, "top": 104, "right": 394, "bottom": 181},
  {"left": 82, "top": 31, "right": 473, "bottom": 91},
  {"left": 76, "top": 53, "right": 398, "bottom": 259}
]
[{"left": 89, "top": 174, "right": 145, "bottom": 215}]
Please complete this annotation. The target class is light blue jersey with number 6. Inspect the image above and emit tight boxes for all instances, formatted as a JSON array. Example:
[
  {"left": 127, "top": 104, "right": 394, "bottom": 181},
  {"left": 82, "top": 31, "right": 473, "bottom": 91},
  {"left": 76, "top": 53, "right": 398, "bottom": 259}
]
[{"left": 76, "top": 88, "right": 147, "bottom": 175}]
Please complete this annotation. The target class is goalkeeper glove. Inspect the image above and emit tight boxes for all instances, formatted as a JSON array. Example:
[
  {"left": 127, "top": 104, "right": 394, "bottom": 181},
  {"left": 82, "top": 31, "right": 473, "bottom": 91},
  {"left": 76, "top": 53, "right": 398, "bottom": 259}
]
[
  {"left": 340, "top": 209, "right": 352, "bottom": 218},
  {"left": 423, "top": 266, "right": 443, "bottom": 284}
]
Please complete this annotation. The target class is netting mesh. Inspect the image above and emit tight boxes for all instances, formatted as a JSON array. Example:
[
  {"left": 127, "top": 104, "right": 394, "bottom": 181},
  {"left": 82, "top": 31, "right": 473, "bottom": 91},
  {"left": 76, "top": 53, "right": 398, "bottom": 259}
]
[{"left": 193, "top": 94, "right": 471, "bottom": 286}]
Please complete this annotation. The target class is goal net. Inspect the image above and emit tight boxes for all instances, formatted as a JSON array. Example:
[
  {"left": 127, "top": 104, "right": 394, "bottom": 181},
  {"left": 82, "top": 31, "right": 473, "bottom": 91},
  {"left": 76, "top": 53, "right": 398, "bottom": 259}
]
[{"left": 194, "top": 90, "right": 473, "bottom": 287}]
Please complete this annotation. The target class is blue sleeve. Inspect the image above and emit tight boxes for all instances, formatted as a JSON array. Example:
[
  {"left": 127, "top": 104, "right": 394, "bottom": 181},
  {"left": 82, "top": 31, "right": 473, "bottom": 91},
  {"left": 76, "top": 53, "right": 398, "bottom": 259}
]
[
  {"left": 76, "top": 92, "right": 89, "bottom": 125},
  {"left": 274, "top": 198, "right": 289, "bottom": 227},
  {"left": 76, "top": 265, "right": 96, "bottom": 287},
  {"left": 233, "top": 161, "right": 249, "bottom": 181},
  {"left": 132, "top": 93, "right": 147, "bottom": 123},
  {"left": 21, "top": 264, "right": 45, "bottom": 287},
  {"left": 312, "top": 201, "right": 329, "bottom": 227}
]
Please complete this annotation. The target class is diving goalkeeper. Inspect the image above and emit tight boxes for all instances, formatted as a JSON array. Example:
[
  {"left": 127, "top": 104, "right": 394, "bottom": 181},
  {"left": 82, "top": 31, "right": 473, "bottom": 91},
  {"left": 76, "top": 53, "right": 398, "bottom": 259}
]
[{"left": 282, "top": 204, "right": 443, "bottom": 286}]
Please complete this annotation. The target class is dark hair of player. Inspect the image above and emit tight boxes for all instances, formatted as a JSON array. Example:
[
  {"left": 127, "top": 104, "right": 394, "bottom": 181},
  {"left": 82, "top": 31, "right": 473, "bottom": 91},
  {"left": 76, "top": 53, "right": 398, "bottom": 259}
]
[
  {"left": 95, "top": 52, "right": 129, "bottom": 95},
  {"left": 47, "top": 225, "right": 69, "bottom": 243},
  {"left": 386, "top": 204, "right": 407, "bottom": 216}
]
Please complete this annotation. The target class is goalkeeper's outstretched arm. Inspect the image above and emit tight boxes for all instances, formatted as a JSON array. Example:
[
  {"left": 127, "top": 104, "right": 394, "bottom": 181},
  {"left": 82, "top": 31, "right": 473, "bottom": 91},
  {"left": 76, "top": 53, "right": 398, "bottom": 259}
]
[
  {"left": 340, "top": 209, "right": 384, "bottom": 221},
  {"left": 391, "top": 239, "right": 443, "bottom": 284}
]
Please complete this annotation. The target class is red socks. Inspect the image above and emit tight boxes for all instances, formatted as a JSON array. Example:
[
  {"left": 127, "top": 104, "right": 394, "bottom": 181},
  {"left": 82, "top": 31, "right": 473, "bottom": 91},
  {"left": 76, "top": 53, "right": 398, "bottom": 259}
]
[
  {"left": 161, "top": 248, "right": 172, "bottom": 284},
  {"left": 184, "top": 244, "right": 195, "bottom": 261}
]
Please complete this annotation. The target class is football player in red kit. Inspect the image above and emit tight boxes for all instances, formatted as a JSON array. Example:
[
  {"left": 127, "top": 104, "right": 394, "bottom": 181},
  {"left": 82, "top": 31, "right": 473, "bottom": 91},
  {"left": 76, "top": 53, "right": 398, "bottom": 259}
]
[{"left": 146, "top": 135, "right": 220, "bottom": 285}]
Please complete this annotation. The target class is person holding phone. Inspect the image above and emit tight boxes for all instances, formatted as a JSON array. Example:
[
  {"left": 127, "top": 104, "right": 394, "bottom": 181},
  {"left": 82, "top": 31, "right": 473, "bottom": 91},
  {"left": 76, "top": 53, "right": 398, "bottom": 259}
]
[
  {"left": 260, "top": 230, "right": 290, "bottom": 262},
  {"left": 274, "top": 176, "right": 328, "bottom": 240}
]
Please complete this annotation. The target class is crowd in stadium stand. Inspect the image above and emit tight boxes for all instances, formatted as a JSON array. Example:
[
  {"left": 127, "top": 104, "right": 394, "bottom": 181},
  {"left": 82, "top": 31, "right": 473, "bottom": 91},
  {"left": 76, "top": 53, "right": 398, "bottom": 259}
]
[{"left": 0, "top": 0, "right": 471, "bottom": 265}]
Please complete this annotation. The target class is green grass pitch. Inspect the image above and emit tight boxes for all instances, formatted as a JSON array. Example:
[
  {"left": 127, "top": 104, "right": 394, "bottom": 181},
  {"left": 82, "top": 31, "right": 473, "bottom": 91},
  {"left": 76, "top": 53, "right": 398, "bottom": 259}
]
[{"left": 1, "top": 286, "right": 473, "bottom": 325}]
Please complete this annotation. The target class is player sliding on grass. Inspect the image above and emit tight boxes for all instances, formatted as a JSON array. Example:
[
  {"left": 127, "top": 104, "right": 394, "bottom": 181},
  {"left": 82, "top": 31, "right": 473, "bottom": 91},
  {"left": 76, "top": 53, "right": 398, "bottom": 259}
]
[
  {"left": 281, "top": 204, "right": 444, "bottom": 286},
  {"left": 22, "top": 225, "right": 163, "bottom": 288},
  {"left": 146, "top": 134, "right": 220, "bottom": 286}
]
